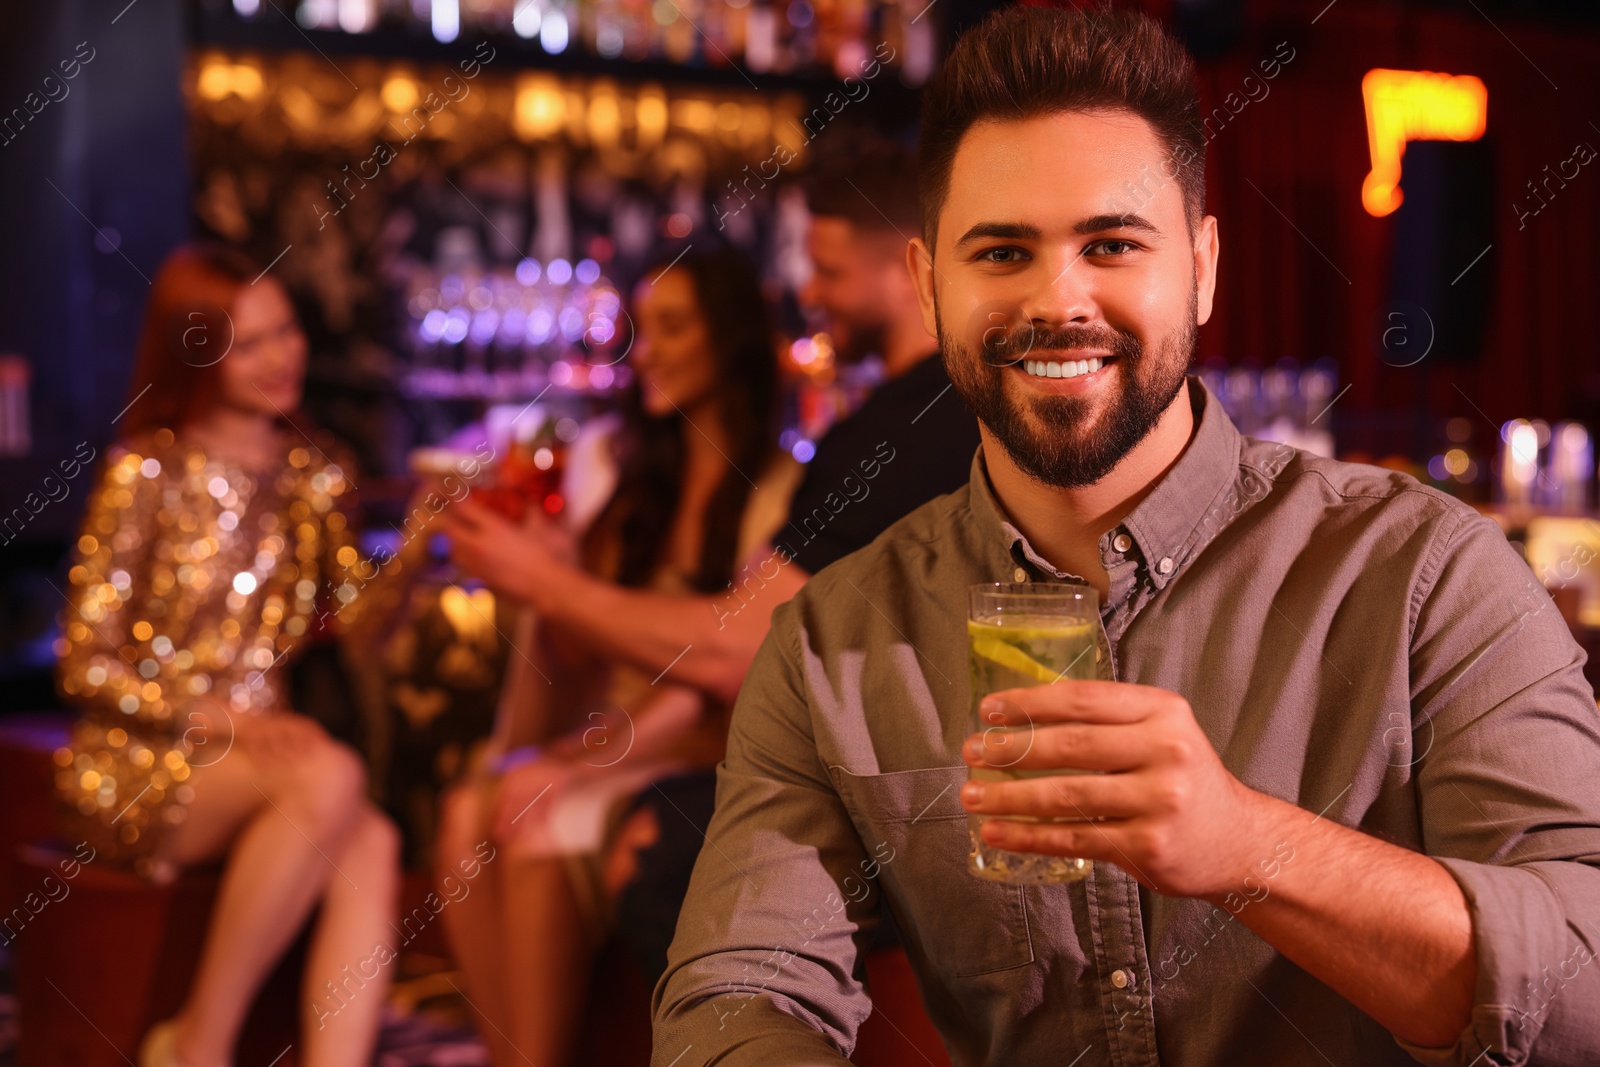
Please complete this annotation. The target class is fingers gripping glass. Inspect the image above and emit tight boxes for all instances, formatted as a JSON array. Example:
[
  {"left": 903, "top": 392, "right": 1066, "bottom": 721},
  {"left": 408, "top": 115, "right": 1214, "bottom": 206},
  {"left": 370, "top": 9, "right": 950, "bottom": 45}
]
[{"left": 967, "top": 582, "right": 1098, "bottom": 885}]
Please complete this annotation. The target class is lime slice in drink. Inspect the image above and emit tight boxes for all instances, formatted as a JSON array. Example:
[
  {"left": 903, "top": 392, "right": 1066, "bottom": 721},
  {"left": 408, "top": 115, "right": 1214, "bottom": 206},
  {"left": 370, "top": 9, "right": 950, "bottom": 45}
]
[{"left": 968, "top": 628, "right": 1061, "bottom": 684}]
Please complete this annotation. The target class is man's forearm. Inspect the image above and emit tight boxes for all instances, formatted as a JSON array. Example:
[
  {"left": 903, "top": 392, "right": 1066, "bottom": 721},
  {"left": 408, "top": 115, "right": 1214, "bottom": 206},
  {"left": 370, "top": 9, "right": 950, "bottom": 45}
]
[
  {"left": 1227, "top": 792, "right": 1476, "bottom": 1049},
  {"left": 527, "top": 557, "right": 804, "bottom": 704}
]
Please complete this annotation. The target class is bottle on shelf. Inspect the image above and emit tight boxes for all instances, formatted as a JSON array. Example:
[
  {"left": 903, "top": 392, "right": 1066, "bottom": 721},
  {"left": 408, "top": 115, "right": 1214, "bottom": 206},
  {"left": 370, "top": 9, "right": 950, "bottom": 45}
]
[
  {"left": 250, "top": 0, "right": 918, "bottom": 79},
  {"left": 1546, "top": 422, "right": 1593, "bottom": 514}
]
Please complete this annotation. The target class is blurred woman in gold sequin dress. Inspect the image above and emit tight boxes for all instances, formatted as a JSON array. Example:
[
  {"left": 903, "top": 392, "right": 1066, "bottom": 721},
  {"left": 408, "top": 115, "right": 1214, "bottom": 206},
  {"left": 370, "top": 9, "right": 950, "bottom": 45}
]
[{"left": 55, "top": 245, "right": 401, "bottom": 1067}]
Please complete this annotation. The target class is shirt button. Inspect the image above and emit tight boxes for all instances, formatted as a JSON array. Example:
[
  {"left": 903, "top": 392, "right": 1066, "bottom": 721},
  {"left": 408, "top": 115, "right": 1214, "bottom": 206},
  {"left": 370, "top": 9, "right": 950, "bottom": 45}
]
[
  {"left": 1112, "top": 533, "right": 1132, "bottom": 554},
  {"left": 1013, "top": 568, "right": 1028, "bottom": 582},
  {"left": 1157, "top": 557, "right": 1174, "bottom": 575},
  {"left": 1111, "top": 968, "right": 1131, "bottom": 989}
]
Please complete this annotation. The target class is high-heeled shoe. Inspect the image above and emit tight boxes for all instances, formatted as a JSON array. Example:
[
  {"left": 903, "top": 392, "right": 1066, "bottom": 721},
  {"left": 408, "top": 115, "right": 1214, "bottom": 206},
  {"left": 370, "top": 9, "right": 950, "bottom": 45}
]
[
  {"left": 138, "top": 1020, "right": 181, "bottom": 1067},
  {"left": 138, "top": 1020, "right": 219, "bottom": 1067}
]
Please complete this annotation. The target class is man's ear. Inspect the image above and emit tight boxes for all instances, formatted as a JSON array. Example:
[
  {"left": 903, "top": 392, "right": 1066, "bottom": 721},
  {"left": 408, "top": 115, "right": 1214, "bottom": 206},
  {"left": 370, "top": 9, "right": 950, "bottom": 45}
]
[
  {"left": 907, "top": 236, "right": 940, "bottom": 341},
  {"left": 1193, "top": 214, "right": 1220, "bottom": 327},
  {"left": 880, "top": 233, "right": 920, "bottom": 308}
]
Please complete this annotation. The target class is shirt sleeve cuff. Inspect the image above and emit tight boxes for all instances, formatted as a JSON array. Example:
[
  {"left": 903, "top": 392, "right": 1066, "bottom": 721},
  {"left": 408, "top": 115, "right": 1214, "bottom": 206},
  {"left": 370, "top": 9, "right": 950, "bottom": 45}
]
[
  {"left": 1392, "top": 855, "right": 1591, "bottom": 1066},
  {"left": 1392, "top": 1015, "right": 1507, "bottom": 1066}
]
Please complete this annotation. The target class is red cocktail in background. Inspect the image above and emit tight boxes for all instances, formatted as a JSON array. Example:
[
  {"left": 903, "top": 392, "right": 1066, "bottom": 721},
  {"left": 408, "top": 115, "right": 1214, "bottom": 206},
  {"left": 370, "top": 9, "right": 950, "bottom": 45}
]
[{"left": 479, "top": 423, "right": 566, "bottom": 522}]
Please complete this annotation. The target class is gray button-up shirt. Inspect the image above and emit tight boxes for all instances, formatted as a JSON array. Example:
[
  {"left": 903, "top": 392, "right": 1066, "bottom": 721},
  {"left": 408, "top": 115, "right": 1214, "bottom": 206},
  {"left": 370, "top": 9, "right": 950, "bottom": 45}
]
[{"left": 653, "top": 379, "right": 1600, "bottom": 1066}]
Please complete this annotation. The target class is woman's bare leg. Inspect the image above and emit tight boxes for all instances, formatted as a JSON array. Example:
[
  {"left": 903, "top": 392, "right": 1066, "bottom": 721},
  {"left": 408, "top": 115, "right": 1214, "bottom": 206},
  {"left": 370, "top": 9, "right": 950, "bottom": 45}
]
[
  {"left": 435, "top": 783, "right": 522, "bottom": 1066},
  {"left": 501, "top": 851, "right": 596, "bottom": 1067},
  {"left": 162, "top": 720, "right": 370, "bottom": 1066},
  {"left": 300, "top": 803, "right": 400, "bottom": 1067}
]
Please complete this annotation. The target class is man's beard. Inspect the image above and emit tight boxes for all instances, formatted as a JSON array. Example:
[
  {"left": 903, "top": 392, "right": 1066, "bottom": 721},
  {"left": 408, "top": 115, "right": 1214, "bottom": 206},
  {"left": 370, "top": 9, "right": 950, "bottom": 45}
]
[
  {"left": 939, "top": 290, "right": 1197, "bottom": 489},
  {"left": 831, "top": 317, "right": 887, "bottom": 366}
]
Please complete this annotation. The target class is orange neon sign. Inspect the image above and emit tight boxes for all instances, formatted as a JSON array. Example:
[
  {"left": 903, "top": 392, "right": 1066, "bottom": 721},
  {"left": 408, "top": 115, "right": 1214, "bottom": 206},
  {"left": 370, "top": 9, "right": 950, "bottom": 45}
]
[{"left": 1361, "top": 69, "right": 1487, "bottom": 217}]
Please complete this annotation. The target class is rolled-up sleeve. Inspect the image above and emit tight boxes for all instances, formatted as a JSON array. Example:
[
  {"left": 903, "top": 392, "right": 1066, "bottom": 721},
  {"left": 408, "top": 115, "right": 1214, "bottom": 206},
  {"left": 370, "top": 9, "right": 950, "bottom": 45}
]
[
  {"left": 652, "top": 598, "right": 879, "bottom": 1066},
  {"left": 1401, "top": 508, "right": 1600, "bottom": 1066}
]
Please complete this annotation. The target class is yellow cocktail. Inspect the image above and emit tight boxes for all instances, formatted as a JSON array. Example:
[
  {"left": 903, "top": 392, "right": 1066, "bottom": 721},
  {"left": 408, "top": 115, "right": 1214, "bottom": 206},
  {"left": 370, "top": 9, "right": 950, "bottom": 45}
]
[{"left": 967, "top": 584, "right": 1099, "bottom": 884}]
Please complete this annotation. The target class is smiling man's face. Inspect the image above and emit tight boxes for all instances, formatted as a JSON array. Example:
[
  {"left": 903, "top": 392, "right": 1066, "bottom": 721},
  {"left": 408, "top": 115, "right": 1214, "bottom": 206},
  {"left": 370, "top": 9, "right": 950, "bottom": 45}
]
[{"left": 910, "top": 108, "right": 1219, "bottom": 488}]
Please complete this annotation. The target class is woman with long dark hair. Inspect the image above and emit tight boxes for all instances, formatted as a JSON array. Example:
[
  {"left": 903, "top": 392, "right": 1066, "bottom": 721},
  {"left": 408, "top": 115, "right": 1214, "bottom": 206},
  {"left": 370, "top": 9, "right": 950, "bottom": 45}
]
[
  {"left": 436, "top": 246, "right": 799, "bottom": 1066},
  {"left": 55, "top": 244, "right": 402, "bottom": 1067}
]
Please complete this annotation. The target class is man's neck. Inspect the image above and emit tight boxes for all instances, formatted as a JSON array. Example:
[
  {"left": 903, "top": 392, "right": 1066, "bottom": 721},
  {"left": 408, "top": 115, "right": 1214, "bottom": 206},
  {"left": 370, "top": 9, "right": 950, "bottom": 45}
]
[
  {"left": 880, "top": 312, "right": 938, "bottom": 379},
  {"left": 983, "top": 381, "right": 1198, "bottom": 602}
]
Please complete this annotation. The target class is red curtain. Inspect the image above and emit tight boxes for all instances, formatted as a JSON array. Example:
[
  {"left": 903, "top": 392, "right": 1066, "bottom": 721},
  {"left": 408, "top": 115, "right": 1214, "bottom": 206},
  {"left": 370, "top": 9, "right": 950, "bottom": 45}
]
[{"left": 1123, "top": 0, "right": 1600, "bottom": 451}]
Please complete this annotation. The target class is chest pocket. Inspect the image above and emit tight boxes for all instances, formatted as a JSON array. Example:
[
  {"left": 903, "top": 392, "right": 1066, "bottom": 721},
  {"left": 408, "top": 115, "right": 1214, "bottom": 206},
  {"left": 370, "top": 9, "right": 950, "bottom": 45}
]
[{"left": 829, "top": 764, "right": 1034, "bottom": 977}]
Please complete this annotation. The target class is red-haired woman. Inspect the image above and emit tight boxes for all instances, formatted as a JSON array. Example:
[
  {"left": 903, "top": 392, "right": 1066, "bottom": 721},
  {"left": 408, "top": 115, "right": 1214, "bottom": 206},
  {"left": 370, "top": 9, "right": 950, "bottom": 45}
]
[{"left": 55, "top": 244, "right": 404, "bottom": 1067}]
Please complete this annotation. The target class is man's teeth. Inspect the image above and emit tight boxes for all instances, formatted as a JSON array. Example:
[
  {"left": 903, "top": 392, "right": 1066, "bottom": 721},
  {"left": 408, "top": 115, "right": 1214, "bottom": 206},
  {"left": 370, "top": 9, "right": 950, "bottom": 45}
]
[{"left": 1021, "top": 357, "right": 1105, "bottom": 379}]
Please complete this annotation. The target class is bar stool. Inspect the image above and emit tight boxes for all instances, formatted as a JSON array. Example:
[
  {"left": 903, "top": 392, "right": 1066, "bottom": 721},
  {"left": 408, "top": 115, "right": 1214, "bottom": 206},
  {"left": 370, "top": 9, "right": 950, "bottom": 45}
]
[
  {"left": 10, "top": 844, "right": 307, "bottom": 1067},
  {"left": 2, "top": 715, "right": 303, "bottom": 1067}
]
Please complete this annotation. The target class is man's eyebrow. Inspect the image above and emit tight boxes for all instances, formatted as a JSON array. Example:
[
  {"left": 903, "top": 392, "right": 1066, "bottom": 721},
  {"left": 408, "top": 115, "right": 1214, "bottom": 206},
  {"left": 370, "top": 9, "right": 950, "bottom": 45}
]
[
  {"left": 952, "top": 215, "right": 1165, "bottom": 248},
  {"left": 952, "top": 221, "right": 1042, "bottom": 248},
  {"left": 1074, "top": 213, "right": 1164, "bottom": 237}
]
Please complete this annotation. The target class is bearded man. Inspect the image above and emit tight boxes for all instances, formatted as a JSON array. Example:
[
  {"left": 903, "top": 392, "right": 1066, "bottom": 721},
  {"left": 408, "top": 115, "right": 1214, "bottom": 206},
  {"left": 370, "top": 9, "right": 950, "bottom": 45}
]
[{"left": 652, "top": 7, "right": 1600, "bottom": 1066}]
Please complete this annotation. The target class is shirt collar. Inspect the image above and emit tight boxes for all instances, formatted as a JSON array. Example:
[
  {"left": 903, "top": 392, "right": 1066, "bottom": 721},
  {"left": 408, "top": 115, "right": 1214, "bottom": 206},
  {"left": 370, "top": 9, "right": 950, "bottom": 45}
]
[{"left": 967, "top": 377, "right": 1244, "bottom": 593}]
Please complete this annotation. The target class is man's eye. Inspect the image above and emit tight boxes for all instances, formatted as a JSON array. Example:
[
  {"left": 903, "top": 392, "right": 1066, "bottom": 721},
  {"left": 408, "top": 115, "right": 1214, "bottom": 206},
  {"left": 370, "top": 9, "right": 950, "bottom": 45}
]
[
  {"left": 980, "top": 247, "right": 1028, "bottom": 264},
  {"left": 1090, "top": 240, "right": 1137, "bottom": 256}
]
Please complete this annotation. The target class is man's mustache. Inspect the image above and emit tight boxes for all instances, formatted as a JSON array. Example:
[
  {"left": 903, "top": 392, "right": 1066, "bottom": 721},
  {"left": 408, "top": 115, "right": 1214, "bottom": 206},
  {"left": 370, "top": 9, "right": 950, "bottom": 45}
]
[{"left": 981, "top": 324, "right": 1141, "bottom": 364}]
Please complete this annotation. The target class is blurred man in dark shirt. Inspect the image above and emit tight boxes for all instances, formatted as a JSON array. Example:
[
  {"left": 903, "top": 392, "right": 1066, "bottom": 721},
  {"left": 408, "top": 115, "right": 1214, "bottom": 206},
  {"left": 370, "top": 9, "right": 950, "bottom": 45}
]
[{"left": 777, "top": 141, "right": 982, "bottom": 575}]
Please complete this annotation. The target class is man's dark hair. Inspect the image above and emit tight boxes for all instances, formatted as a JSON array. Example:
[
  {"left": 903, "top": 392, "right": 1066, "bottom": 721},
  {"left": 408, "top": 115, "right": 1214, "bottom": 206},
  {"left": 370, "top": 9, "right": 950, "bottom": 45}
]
[
  {"left": 805, "top": 131, "right": 921, "bottom": 238},
  {"left": 917, "top": 4, "right": 1205, "bottom": 246}
]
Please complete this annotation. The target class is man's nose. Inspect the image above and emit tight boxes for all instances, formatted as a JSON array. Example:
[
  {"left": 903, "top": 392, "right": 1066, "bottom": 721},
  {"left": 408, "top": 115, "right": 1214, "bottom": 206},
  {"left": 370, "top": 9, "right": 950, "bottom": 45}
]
[
  {"left": 798, "top": 276, "right": 819, "bottom": 313},
  {"left": 1022, "top": 252, "right": 1098, "bottom": 329},
  {"left": 629, "top": 331, "right": 653, "bottom": 367}
]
